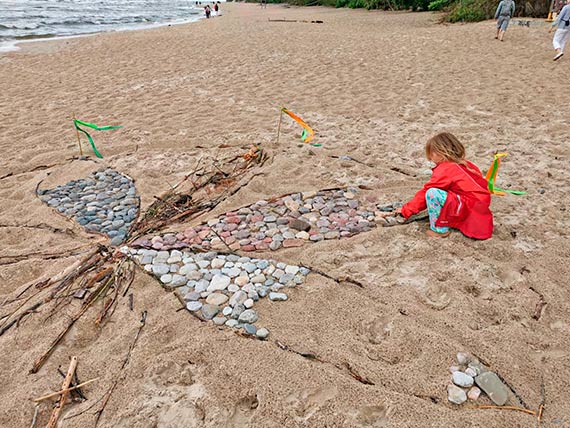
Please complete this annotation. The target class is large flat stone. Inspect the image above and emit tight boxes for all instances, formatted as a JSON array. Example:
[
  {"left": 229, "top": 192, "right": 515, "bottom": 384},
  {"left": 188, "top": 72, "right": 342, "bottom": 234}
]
[{"left": 475, "top": 372, "right": 509, "bottom": 406}]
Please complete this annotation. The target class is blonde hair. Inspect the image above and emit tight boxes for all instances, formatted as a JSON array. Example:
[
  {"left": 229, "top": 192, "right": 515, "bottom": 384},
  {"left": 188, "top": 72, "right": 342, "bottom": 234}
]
[{"left": 425, "top": 132, "right": 466, "bottom": 164}]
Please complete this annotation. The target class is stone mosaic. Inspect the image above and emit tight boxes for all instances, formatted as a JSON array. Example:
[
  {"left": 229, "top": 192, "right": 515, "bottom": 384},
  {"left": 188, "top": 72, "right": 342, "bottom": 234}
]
[{"left": 38, "top": 168, "right": 139, "bottom": 246}]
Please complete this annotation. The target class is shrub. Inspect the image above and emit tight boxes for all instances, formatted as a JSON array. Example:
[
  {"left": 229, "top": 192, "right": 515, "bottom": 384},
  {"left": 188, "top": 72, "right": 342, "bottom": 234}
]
[{"left": 428, "top": 0, "right": 450, "bottom": 11}]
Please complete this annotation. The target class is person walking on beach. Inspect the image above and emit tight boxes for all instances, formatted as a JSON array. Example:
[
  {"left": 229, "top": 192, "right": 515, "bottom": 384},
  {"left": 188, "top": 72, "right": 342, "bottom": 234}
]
[
  {"left": 494, "top": 0, "right": 515, "bottom": 41},
  {"left": 553, "top": 0, "right": 566, "bottom": 19},
  {"left": 549, "top": 0, "right": 570, "bottom": 61},
  {"left": 394, "top": 132, "right": 493, "bottom": 240},
  {"left": 213, "top": 2, "right": 219, "bottom": 16},
  {"left": 260, "top": 0, "right": 267, "bottom": 8},
  {"left": 204, "top": 4, "right": 211, "bottom": 18}
]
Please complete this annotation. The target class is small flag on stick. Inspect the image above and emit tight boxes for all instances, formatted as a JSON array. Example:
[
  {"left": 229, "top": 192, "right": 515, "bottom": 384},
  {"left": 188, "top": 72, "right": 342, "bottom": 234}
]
[
  {"left": 486, "top": 153, "right": 526, "bottom": 195},
  {"left": 73, "top": 119, "right": 122, "bottom": 158},
  {"left": 280, "top": 107, "right": 319, "bottom": 146}
]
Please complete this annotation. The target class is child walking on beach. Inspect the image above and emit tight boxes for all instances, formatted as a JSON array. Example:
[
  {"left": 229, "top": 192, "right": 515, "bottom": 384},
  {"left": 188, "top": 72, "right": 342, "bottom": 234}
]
[
  {"left": 396, "top": 132, "right": 493, "bottom": 240},
  {"left": 494, "top": 0, "right": 515, "bottom": 41},
  {"left": 549, "top": 0, "right": 570, "bottom": 61}
]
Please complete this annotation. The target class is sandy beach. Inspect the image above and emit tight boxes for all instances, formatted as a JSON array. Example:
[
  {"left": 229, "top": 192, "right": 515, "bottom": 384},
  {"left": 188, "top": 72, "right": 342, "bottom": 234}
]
[{"left": 1, "top": 3, "right": 569, "bottom": 427}]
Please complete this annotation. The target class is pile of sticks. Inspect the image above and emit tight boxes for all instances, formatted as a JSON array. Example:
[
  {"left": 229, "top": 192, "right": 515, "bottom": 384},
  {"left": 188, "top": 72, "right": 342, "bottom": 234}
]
[{"left": 129, "top": 144, "right": 269, "bottom": 240}]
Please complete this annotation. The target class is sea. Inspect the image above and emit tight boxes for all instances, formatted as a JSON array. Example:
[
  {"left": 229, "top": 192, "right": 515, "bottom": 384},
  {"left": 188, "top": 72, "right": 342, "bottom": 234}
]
[{"left": 0, "top": 0, "right": 209, "bottom": 52}]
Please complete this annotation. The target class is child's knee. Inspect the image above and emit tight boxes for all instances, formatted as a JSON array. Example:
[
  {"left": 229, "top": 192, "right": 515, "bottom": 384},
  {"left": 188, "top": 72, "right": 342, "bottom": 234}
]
[{"left": 425, "top": 188, "right": 439, "bottom": 200}]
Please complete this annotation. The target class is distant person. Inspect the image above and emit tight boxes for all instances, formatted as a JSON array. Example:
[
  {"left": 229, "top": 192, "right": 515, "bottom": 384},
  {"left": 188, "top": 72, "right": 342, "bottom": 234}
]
[
  {"left": 204, "top": 4, "right": 211, "bottom": 18},
  {"left": 494, "top": 0, "right": 515, "bottom": 41},
  {"left": 261, "top": 0, "right": 267, "bottom": 8},
  {"left": 394, "top": 132, "right": 493, "bottom": 240},
  {"left": 213, "top": 2, "right": 219, "bottom": 16},
  {"left": 553, "top": 0, "right": 565, "bottom": 19},
  {"left": 550, "top": 0, "right": 570, "bottom": 61}
]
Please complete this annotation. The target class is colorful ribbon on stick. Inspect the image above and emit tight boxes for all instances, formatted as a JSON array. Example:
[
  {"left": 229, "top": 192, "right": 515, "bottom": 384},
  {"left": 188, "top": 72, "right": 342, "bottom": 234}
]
[
  {"left": 280, "top": 107, "right": 320, "bottom": 147},
  {"left": 485, "top": 153, "right": 526, "bottom": 196},
  {"left": 74, "top": 119, "right": 122, "bottom": 158}
]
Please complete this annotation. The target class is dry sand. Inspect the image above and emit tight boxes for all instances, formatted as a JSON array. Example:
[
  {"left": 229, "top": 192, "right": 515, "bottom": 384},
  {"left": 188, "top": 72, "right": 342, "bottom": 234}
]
[{"left": 1, "top": 3, "right": 569, "bottom": 427}]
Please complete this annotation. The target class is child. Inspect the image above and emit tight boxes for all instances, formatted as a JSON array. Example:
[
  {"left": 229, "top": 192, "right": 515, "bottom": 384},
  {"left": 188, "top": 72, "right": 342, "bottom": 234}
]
[
  {"left": 395, "top": 132, "right": 493, "bottom": 240},
  {"left": 494, "top": 0, "right": 515, "bottom": 41},
  {"left": 549, "top": 0, "right": 570, "bottom": 61}
]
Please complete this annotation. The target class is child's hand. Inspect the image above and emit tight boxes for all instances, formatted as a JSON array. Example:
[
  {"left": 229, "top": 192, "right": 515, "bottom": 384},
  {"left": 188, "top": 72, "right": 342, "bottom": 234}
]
[{"left": 395, "top": 207, "right": 403, "bottom": 215}]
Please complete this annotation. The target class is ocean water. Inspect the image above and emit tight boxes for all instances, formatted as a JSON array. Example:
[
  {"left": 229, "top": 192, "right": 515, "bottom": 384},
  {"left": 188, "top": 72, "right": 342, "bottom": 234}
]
[{"left": 0, "top": 0, "right": 208, "bottom": 51}]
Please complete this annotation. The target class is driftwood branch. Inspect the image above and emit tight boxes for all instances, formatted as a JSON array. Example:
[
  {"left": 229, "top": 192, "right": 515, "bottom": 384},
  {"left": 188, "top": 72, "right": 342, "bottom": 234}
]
[
  {"left": 339, "top": 362, "right": 375, "bottom": 385},
  {"left": 476, "top": 405, "right": 536, "bottom": 416},
  {"left": 0, "top": 246, "right": 91, "bottom": 266},
  {"left": 300, "top": 264, "right": 365, "bottom": 288},
  {"left": 94, "top": 311, "right": 147, "bottom": 426},
  {"left": 47, "top": 356, "right": 78, "bottom": 428},
  {"left": 0, "top": 223, "right": 76, "bottom": 236}
]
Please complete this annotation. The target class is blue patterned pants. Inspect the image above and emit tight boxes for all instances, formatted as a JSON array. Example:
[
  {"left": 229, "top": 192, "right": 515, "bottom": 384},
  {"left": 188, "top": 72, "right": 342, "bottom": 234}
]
[{"left": 426, "top": 188, "right": 450, "bottom": 233}]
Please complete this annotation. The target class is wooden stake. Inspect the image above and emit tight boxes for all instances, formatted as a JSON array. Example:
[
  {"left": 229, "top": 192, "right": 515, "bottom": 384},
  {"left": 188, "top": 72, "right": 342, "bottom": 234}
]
[
  {"left": 276, "top": 109, "right": 283, "bottom": 145},
  {"left": 47, "top": 356, "right": 78, "bottom": 428},
  {"left": 34, "top": 377, "right": 99, "bottom": 403},
  {"left": 73, "top": 113, "right": 83, "bottom": 157}
]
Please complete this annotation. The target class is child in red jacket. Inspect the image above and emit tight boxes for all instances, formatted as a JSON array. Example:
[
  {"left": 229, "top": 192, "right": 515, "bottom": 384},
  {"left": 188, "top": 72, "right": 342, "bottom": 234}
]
[{"left": 396, "top": 132, "right": 493, "bottom": 239}]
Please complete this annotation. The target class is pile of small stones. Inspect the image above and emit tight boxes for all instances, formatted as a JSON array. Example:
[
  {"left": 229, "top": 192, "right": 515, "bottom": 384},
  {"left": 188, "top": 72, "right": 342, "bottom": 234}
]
[
  {"left": 127, "top": 248, "right": 310, "bottom": 339},
  {"left": 447, "top": 352, "right": 510, "bottom": 406},
  {"left": 38, "top": 168, "right": 139, "bottom": 246},
  {"left": 130, "top": 188, "right": 376, "bottom": 252}
]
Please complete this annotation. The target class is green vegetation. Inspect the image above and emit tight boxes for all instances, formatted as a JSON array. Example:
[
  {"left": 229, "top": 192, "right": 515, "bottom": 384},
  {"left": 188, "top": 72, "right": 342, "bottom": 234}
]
[{"left": 243, "top": 0, "right": 550, "bottom": 22}]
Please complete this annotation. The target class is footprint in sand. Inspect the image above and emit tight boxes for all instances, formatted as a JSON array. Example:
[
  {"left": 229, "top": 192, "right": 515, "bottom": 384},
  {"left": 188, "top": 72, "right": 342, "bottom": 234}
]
[
  {"left": 140, "top": 362, "right": 204, "bottom": 427},
  {"left": 348, "top": 404, "right": 389, "bottom": 427},
  {"left": 285, "top": 386, "right": 338, "bottom": 421},
  {"left": 417, "top": 282, "right": 451, "bottom": 311},
  {"left": 361, "top": 316, "right": 394, "bottom": 345},
  {"left": 227, "top": 394, "right": 259, "bottom": 427}
]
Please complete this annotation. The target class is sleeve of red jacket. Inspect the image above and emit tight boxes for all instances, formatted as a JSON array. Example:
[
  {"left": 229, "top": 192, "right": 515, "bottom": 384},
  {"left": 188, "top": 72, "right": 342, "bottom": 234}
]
[{"left": 400, "top": 165, "right": 454, "bottom": 218}]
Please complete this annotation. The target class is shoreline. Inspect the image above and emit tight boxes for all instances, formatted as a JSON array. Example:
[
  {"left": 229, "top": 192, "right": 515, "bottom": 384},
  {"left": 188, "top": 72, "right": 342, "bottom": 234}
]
[{"left": 0, "top": 13, "right": 205, "bottom": 54}]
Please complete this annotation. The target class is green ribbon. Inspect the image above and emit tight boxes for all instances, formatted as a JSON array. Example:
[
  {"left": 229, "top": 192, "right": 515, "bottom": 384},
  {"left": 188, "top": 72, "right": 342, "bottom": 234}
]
[
  {"left": 487, "top": 157, "right": 526, "bottom": 195},
  {"left": 494, "top": 188, "right": 527, "bottom": 195},
  {"left": 300, "top": 129, "right": 321, "bottom": 147},
  {"left": 74, "top": 119, "right": 122, "bottom": 159}
]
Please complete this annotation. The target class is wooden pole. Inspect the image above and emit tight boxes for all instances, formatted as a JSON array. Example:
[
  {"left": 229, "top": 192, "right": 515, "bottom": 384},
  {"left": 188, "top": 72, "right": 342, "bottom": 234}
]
[
  {"left": 276, "top": 108, "right": 283, "bottom": 145},
  {"left": 47, "top": 356, "right": 78, "bottom": 428},
  {"left": 73, "top": 113, "right": 83, "bottom": 157}
]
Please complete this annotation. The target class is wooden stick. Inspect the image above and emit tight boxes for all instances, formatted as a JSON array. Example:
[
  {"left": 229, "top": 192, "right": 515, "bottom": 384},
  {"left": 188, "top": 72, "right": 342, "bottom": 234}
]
[
  {"left": 34, "top": 377, "right": 99, "bottom": 403},
  {"left": 276, "top": 109, "right": 283, "bottom": 145},
  {"left": 475, "top": 405, "right": 536, "bottom": 416},
  {"left": 73, "top": 113, "right": 83, "bottom": 157},
  {"left": 47, "top": 356, "right": 78, "bottom": 428},
  {"left": 30, "top": 404, "right": 39, "bottom": 428}
]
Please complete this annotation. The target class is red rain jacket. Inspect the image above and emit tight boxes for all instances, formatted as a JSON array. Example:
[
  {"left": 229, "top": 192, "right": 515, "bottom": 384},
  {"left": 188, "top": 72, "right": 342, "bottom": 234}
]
[{"left": 401, "top": 161, "right": 493, "bottom": 240}]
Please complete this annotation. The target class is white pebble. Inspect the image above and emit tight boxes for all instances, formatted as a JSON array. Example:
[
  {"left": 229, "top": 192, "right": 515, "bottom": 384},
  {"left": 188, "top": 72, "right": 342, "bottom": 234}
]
[
  {"left": 452, "top": 371, "right": 474, "bottom": 388},
  {"left": 456, "top": 352, "right": 471, "bottom": 365},
  {"left": 447, "top": 384, "right": 467, "bottom": 405}
]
